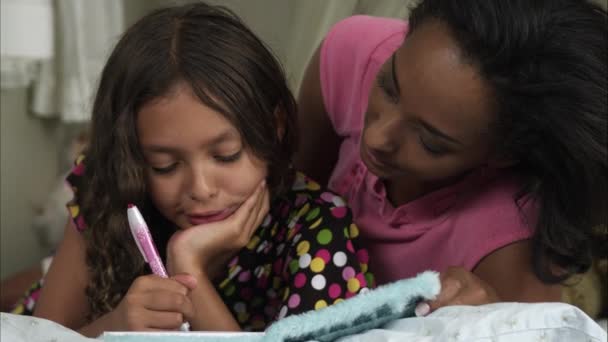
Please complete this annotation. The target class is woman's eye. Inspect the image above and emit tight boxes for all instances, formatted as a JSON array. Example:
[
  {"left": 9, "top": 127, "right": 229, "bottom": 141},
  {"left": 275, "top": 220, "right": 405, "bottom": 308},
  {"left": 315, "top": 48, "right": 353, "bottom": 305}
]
[
  {"left": 215, "top": 150, "right": 242, "bottom": 163},
  {"left": 151, "top": 163, "right": 178, "bottom": 174},
  {"left": 419, "top": 136, "right": 448, "bottom": 156},
  {"left": 377, "top": 71, "right": 399, "bottom": 104}
]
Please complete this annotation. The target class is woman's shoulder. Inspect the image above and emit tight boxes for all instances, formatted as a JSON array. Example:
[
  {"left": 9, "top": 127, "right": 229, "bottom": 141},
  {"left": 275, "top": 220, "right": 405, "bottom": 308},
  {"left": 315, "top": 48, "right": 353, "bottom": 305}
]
[
  {"left": 453, "top": 172, "right": 538, "bottom": 232},
  {"left": 320, "top": 15, "right": 407, "bottom": 136},
  {"left": 325, "top": 15, "right": 407, "bottom": 44},
  {"left": 322, "top": 15, "right": 407, "bottom": 66}
]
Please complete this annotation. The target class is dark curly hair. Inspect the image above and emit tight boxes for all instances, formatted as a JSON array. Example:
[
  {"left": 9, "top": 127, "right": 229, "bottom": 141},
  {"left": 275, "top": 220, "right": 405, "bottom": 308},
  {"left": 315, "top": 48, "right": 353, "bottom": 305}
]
[
  {"left": 78, "top": 2, "right": 297, "bottom": 320},
  {"left": 409, "top": 0, "right": 607, "bottom": 282}
]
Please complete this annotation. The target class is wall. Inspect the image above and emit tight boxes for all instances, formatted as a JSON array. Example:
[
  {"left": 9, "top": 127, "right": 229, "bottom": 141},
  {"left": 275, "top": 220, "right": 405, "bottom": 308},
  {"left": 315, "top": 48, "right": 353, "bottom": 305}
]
[{"left": 0, "top": 88, "right": 61, "bottom": 279}]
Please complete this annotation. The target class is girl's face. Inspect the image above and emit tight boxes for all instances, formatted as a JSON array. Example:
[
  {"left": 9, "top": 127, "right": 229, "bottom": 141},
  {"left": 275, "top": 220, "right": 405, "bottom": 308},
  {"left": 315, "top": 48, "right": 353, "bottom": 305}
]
[
  {"left": 363, "top": 20, "right": 497, "bottom": 186},
  {"left": 137, "top": 83, "right": 267, "bottom": 230}
]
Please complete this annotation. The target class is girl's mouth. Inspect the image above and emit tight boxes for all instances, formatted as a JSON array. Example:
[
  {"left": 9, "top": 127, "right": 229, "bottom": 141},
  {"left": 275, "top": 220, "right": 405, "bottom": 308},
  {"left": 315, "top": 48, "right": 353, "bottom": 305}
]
[{"left": 186, "top": 206, "right": 237, "bottom": 226}]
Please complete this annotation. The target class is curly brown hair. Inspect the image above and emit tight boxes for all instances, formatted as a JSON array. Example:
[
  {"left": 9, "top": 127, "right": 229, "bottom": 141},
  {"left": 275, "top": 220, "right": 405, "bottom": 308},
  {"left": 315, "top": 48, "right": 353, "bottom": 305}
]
[{"left": 78, "top": 2, "right": 297, "bottom": 320}]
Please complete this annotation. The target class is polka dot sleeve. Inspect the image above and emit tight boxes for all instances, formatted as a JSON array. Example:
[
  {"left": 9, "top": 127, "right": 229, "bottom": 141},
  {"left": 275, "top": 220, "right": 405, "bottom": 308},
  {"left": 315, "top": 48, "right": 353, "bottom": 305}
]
[
  {"left": 276, "top": 192, "right": 374, "bottom": 320},
  {"left": 65, "top": 155, "right": 88, "bottom": 232}
]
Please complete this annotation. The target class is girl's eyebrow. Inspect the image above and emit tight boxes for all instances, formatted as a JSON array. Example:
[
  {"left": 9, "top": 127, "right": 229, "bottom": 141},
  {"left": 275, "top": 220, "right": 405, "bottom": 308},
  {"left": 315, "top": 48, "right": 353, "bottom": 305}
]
[
  {"left": 142, "top": 130, "right": 239, "bottom": 154},
  {"left": 206, "top": 130, "right": 239, "bottom": 146}
]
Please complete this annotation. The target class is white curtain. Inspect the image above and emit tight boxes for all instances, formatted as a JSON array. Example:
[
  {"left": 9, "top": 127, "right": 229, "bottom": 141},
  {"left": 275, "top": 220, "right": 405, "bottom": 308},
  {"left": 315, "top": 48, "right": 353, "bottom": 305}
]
[
  {"left": 0, "top": 0, "right": 124, "bottom": 122},
  {"left": 32, "top": 0, "right": 125, "bottom": 122},
  {"left": 0, "top": 0, "right": 54, "bottom": 89}
]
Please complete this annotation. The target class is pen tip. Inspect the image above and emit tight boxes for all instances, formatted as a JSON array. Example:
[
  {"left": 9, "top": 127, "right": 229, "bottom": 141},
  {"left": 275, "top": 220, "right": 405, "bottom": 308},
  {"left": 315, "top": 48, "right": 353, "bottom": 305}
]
[{"left": 127, "top": 203, "right": 134, "bottom": 208}]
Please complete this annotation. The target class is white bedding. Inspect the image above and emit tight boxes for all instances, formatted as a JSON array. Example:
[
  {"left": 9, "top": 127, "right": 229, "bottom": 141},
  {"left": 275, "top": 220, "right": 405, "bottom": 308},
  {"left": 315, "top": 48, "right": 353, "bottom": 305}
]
[
  {"left": 339, "top": 302, "right": 607, "bottom": 342},
  {"left": 1, "top": 303, "right": 606, "bottom": 342}
]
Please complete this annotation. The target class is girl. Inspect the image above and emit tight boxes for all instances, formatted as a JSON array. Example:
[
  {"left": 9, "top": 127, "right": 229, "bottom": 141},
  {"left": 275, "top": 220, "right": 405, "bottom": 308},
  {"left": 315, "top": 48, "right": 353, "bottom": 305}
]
[
  {"left": 31, "top": 3, "right": 372, "bottom": 336},
  {"left": 295, "top": 0, "right": 607, "bottom": 314}
]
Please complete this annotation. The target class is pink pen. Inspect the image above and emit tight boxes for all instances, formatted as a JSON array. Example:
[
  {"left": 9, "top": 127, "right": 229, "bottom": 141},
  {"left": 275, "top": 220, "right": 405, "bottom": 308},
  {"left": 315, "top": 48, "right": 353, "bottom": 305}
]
[{"left": 127, "top": 203, "right": 191, "bottom": 332}]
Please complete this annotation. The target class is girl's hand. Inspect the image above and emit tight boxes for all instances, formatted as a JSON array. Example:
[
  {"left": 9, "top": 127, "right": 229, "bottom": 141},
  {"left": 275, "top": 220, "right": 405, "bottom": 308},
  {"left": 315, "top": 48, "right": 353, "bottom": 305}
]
[
  {"left": 166, "top": 180, "right": 270, "bottom": 278},
  {"left": 107, "top": 274, "right": 196, "bottom": 331},
  {"left": 415, "top": 266, "right": 500, "bottom": 316}
]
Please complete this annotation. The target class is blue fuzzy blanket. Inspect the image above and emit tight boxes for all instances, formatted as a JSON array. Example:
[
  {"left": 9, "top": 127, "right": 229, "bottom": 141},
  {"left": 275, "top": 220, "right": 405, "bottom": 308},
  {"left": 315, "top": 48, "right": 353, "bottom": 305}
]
[{"left": 103, "top": 271, "right": 440, "bottom": 342}]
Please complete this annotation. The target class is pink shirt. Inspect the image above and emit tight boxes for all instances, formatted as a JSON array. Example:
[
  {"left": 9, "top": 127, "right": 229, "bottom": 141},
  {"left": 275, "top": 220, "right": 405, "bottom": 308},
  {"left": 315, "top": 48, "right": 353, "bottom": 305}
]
[{"left": 320, "top": 15, "right": 536, "bottom": 285}]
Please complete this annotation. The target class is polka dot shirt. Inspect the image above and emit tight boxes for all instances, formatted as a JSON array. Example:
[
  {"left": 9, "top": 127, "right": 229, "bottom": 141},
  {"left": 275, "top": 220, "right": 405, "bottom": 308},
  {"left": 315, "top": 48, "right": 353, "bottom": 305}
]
[{"left": 212, "top": 172, "right": 375, "bottom": 330}]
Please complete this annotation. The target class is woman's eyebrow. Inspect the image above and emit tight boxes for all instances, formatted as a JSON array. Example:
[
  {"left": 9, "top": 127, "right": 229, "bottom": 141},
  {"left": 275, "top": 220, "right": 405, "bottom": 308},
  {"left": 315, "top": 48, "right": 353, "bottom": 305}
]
[
  {"left": 391, "top": 53, "right": 401, "bottom": 95},
  {"left": 419, "top": 120, "right": 464, "bottom": 146}
]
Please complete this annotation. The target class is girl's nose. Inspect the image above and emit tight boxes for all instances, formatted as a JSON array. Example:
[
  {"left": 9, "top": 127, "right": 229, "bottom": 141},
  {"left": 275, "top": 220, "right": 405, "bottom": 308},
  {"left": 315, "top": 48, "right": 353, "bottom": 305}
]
[{"left": 188, "top": 168, "right": 218, "bottom": 201}]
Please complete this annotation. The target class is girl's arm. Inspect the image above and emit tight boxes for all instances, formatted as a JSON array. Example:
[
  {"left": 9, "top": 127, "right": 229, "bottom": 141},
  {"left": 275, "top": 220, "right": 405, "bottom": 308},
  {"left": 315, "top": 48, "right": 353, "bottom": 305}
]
[
  {"left": 294, "top": 44, "right": 342, "bottom": 186},
  {"left": 35, "top": 219, "right": 195, "bottom": 337},
  {"left": 34, "top": 219, "right": 91, "bottom": 330},
  {"left": 180, "top": 270, "right": 241, "bottom": 331},
  {"left": 33, "top": 219, "right": 116, "bottom": 337}
]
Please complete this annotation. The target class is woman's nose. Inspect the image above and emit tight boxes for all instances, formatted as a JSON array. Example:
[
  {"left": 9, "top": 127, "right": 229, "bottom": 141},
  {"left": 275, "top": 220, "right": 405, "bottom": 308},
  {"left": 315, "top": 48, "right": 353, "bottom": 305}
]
[{"left": 365, "top": 118, "right": 400, "bottom": 155}]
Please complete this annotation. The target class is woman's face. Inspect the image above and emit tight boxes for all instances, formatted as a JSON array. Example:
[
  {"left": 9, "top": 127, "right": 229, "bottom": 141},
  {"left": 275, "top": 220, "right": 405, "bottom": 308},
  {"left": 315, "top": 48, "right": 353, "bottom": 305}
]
[
  {"left": 137, "top": 83, "right": 267, "bottom": 230},
  {"left": 362, "top": 20, "right": 497, "bottom": 186}
]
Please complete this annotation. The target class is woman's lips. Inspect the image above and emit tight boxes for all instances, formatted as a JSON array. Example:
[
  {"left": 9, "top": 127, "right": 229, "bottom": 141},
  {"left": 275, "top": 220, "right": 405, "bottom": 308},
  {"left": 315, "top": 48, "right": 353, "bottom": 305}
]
[{"left": 187, "top": 206, "right": 237, "bottom": 226}]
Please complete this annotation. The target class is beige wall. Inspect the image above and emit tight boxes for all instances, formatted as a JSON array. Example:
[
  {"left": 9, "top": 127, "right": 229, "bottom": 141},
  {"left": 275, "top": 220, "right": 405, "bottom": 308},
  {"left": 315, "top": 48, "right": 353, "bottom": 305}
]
[{"left": 1, "top": 88, "right": 61, "bottom": 279}]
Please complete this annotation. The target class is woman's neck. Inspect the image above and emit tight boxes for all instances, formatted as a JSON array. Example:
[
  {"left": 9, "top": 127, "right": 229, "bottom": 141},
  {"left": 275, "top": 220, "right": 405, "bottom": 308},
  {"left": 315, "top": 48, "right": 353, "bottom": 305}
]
[
  {"left": 384, "top": 179, "right": 429, "bottom": 207},
  {"left": 384, "top": 172, "right": 470, "bottom": 207}
]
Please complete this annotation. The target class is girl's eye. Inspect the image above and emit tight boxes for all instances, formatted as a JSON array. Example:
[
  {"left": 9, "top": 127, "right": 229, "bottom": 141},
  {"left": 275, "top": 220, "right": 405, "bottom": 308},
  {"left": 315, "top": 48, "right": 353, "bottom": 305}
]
[
  {"left": 419, "top": 136, "right": 448, "bottom": 156},
  {"left": 215, "top": 150, "right": 242, "bottom": 163},
  {"left": 151, "top": 163, "right": 178, "bottom": 174},
  {"left": 377, "top": 70, "right": 399, "bottom": 104}
]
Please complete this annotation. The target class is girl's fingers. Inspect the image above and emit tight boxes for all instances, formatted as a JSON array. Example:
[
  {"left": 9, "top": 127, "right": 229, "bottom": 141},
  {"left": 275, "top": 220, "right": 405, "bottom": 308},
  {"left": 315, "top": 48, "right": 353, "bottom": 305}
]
[
  {"left": 255, "top": 188, "right": 270, "bottom": 227},
  {"left": 232, "top": 180, "right": 266, "bottom": 233},
  {"left": 244, "top": 185, "right": 269, "bottom": 238},
  {"left": 142, "top": 311, "right": 188, "bottom": 330},
  {"left": 132, "top": 275, "right": 190, "bottom": 296},
  {"left": 231, "top": 180, "right": 265, "bottom": 225},
  {"left": 142, "top": 291, "right": 195, "bottom": 318}
]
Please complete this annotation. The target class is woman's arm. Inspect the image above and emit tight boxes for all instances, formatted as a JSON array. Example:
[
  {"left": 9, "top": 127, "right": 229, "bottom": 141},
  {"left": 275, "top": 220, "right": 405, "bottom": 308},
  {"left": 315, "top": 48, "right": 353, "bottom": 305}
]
[
  {"left": 473, "top": 240, "right": 561, "bottom": 302},
  {"left": 426, "top": 240, "right": 561, "bottom": 313},
  {"left": 294, "top": 44, "right": 342, "bottom": 186}
]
